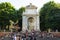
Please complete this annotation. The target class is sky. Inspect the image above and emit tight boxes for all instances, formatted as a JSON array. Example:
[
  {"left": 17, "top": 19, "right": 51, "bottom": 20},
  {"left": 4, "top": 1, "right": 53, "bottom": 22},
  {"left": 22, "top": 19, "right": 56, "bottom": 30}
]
[{"left": 0, "top": 0, "right": 60, "bottom": 10}]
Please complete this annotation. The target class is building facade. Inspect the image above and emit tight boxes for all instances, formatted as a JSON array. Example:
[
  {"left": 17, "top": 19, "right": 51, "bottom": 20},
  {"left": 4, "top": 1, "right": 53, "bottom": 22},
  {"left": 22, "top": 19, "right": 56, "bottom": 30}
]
[{"left": 22, "top": 3, "right": 40, "bottom": 31}]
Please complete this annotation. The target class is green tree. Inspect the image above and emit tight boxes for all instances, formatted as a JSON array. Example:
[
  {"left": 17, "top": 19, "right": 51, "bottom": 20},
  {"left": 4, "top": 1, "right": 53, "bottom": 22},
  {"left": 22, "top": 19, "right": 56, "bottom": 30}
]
[
  {"left": 0, "top": 2, "right": 15, "bottom": 30},
  {"left": 40, "top": 1, "right": 60, "bottom": 31},
  {"left": 17, "top": 7, "right": 25, "bottom": 20}
]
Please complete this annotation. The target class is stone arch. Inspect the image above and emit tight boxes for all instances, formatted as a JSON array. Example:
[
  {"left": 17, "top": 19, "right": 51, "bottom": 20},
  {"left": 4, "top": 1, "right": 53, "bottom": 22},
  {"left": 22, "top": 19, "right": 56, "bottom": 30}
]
[
  {"left": 28, "top": 17, "right": 34, "bottom": 23},
  {"left": 28, "top": 17, "right": 34, "bottom": 30}
]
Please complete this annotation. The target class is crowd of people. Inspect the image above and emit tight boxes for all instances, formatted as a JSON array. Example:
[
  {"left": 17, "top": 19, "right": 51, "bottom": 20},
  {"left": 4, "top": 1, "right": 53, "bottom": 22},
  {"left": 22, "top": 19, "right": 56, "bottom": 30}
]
[{"left": 0, "top": 30, "right": 60, "bottom": 40}]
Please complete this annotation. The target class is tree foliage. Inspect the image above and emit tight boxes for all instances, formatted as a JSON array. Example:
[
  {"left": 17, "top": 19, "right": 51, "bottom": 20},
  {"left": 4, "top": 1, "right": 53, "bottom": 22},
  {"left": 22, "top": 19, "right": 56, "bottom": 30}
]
[
  {"left": 40, "top": 1, "right": 60, "bottom": 31},
  {"left": 0, "top": 2, "right": 25, "bottom": 30},
  {"left": 17, "top": 7, "right": 25, "bottom": 20},
  {"left": 0, "top": 2, "right": 16, "bottom": 30}
]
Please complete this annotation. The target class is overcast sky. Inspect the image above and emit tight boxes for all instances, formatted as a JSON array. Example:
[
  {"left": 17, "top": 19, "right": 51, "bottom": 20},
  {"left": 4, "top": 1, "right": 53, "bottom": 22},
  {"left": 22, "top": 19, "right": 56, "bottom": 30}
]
[{"left": 0, "top": 0, "right": 60, "bottom": 10}]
